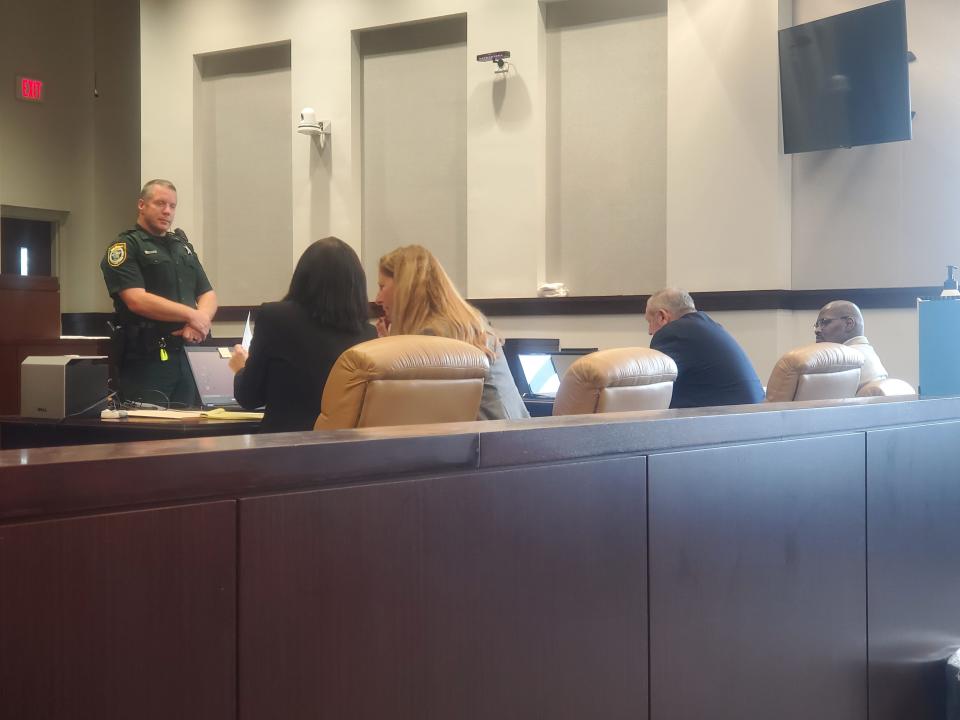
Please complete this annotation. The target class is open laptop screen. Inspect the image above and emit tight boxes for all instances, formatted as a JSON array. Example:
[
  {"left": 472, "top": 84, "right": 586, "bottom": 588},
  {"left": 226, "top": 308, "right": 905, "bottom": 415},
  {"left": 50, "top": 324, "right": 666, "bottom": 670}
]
[
  {"left": 517, "top": 351, "right": 590, "bottom": 398},
  {"left": 184, "top": 346, "right": 239, "bottom": 409}
]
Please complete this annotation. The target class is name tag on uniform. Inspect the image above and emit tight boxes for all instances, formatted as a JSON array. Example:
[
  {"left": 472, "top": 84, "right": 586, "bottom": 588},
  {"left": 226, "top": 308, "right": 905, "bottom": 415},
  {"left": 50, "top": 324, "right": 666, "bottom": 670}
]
[{"left": 144, "top": 249, "right": 158, "bottom": 255}]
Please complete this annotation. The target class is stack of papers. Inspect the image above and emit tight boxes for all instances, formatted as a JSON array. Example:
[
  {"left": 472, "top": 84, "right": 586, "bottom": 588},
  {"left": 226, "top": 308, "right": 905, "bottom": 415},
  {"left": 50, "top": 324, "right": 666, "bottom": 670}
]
[
  {"left": 102, "top": 408, "right": 263, "bottom": 421},
  {"left": 203, "top": 408, "right": 264, "bottom": 421},
  {"left": 122, "top": 409, "right": 204, "bottom": 419}
]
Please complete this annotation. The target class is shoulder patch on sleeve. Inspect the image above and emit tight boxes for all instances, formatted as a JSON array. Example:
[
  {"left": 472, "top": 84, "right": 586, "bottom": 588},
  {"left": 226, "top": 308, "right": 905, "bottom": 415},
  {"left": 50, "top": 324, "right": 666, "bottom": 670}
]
[{"left": 106, "top": 242, "right": 127, "bottom": 268}]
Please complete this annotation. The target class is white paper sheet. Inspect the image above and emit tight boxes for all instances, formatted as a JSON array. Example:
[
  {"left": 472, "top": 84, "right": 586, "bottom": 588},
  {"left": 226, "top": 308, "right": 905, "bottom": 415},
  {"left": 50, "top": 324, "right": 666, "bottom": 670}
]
[{"left": 241, "top": 311, "right": 253, "bottom": 352}]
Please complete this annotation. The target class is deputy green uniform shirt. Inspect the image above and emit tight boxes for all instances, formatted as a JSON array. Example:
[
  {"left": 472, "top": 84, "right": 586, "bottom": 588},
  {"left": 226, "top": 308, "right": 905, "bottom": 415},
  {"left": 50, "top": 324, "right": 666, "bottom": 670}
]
[{"left": 100, "top": 226, "right": 213, "bottom": 336}]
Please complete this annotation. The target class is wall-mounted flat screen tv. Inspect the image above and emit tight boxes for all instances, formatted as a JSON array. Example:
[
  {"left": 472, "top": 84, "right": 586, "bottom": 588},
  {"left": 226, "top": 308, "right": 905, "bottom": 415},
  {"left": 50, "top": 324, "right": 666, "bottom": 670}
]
[{"left": 779, "top": 0, "right": 911, "bottom": 154}]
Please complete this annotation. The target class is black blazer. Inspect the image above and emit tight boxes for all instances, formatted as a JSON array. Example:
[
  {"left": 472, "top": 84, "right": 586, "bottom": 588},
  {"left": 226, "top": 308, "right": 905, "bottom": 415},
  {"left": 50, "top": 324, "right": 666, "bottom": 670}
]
[{"left": 234, "top": 300, "right": 376, "bottom": 432}]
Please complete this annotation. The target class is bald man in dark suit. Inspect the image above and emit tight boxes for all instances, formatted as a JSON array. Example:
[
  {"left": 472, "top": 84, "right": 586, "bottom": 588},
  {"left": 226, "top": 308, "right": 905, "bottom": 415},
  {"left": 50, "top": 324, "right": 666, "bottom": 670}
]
[{"left": 645, "top": 287, "right": 764, "bottom": 409}]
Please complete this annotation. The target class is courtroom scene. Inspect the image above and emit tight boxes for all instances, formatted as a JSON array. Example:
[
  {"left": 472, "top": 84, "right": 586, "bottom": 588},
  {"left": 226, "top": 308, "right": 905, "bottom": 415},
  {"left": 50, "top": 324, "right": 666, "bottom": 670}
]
[{"left": 2, "top": 0, "right": 959, "bottom": 718}]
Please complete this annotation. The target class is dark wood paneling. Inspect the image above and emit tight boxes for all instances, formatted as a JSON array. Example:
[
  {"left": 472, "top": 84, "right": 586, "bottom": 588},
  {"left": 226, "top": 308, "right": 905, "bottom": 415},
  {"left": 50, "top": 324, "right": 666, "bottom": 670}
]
[
  {"left": 867, "top": 422, "right": 960, "bottom": 720},
  {"left": 239, "top": 476, "right": 424, "bottom": 720},
  {"left": 4, "top": 396, "right": 960, "bottom": 522},
  {"left": 0, "top": 274, "right": 58, "bottom": 292},
  {"left": 0, "top": 276, "right": 59, "bottom": 341},
  {"left": 0, "top": 500, "right": 236, "bottom": 720},
  {"left": 239, "top": 456, "right": 648, "bottom": 720},
  {"left": 419, "top": 458, "right": 647, "bottom": 720},
  {"left": 0, "top": 392, "right": 956, "bottom": 719},
  {"left": 0, "top": 430, "right": 479, "bottom": 522},
  {"left": 648, "top": 434, "right": 867, "bottom": 720},
  {"left": 0, "top": 346, "right": 16, "bottom": 418}
]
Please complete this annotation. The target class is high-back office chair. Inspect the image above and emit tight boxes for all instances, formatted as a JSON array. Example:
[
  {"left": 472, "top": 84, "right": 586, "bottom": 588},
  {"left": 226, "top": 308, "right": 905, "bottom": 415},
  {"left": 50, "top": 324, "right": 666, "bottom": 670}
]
[
  {"left": 765, "top": 342, "right": 864, "bottom": 402},
  {"left": 856, "top": 377, "right": 916, "bottom": 397},
  {"left": 314, "top": 336, "right": 489, "bottom": 430},
  {"left": 552, "top": 347, "right": 678, "bottom": 416}
]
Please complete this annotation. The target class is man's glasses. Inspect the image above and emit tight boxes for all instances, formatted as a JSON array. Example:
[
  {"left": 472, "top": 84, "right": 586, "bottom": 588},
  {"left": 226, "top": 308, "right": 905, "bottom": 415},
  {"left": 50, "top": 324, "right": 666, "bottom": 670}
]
[{"left": 814, "top": 316, "right": 851, "bottom": 329}]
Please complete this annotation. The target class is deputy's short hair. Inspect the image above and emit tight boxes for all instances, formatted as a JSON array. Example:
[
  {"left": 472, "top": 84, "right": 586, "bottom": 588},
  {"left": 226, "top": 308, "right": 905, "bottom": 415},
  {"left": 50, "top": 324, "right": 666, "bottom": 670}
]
[{"left": 140, "top": 179, "right": 177, "bottom": 200}]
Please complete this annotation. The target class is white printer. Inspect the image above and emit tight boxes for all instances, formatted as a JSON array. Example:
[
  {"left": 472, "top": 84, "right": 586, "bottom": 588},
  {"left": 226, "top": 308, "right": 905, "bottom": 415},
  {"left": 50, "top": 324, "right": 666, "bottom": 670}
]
[{"left": 20, "top": 355, "right": 109, "bottom": 418}]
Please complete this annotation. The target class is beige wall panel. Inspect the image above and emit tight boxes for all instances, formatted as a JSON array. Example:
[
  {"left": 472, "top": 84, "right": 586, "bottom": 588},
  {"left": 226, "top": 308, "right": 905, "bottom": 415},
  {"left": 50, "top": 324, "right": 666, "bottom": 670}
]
[
  {"left": 358, "top": 16, "right": 467, "bottom": 297},
  {"left": 666, "top": 0, "right": 791, "bottom": 292},
  {"left": 90, "top": 0, "right": 141, "bottom": 313},
  {"left": 197, "top": 44, "right": 293, "bottom": 305},
  {"left": 465, "top": 3, "right": 546, "bottom": 298},
  {"left": 545, "top": 0, "right": 667, "bottom": 296},
  {"left": 791, "top": 0, "right": 960, "bottom": 289}
]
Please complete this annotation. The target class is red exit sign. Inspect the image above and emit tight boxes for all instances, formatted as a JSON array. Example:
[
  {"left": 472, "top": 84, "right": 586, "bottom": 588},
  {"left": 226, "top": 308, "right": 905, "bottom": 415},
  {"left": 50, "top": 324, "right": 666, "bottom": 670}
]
[{"left": 16, "top": 76, "right": 44, "bottom": 102}]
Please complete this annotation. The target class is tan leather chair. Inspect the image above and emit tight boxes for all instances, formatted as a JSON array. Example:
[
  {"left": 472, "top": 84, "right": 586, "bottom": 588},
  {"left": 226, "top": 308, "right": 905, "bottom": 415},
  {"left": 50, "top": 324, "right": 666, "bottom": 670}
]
[
  {"left": 314, "top": 335, "right": 489, "bottom": 430},
  {"left": 765, "top": 342, "right": 864, "bottom": 402},
  {"left": 856, "top": 377, "right": 916, "bottom": 397},
  {"left": 552, "top": 347, "right": 678, "bottom": 416}
]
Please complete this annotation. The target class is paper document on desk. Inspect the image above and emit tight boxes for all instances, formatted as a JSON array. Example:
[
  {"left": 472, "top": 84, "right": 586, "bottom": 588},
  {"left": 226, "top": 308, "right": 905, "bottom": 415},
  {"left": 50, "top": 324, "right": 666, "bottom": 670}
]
[
  {"left": 122, "top": 409, "right": 205, "bottom": 419},
  {"left": 101, "top": 408, "right": 262, "bottom": 420},
  {"left": 241, "top": 312, "right": 253, "bottom": 352},
  {"left": 202, "top": 408, "right": 264, "bottom": 421}
]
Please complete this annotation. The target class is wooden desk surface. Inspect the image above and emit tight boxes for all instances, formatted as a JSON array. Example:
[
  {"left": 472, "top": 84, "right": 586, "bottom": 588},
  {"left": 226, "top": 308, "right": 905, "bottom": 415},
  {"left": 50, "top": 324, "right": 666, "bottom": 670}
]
[{"left": 0, "top": 414, "right": 260, "bottom": 450}]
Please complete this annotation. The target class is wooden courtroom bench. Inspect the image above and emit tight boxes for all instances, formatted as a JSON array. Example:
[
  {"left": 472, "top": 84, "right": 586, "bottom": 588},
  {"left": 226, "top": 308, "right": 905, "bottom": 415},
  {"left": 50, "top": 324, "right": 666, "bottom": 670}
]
[{"left": 1, "top": 396, "right": 957, "bottom": 720}]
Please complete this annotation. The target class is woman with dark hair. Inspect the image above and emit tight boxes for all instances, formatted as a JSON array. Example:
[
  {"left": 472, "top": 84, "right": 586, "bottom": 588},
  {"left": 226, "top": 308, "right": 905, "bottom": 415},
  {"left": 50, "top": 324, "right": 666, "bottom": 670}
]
[{"left": 229, "top": 236, "right": 376, "bottom": 432}]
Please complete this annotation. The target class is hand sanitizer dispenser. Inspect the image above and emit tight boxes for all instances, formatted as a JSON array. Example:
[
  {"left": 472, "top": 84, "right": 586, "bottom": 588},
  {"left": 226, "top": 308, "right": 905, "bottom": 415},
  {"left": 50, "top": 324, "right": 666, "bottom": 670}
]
[{"left": 940, "top": 265, "right": 959, "bottom": 297}]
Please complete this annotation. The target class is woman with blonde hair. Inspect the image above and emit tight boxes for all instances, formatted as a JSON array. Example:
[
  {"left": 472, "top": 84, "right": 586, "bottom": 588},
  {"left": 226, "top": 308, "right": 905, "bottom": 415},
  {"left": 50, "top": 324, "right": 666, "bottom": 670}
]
[{"left": 375, "top": 245, "right": 529, "bottom": 420}]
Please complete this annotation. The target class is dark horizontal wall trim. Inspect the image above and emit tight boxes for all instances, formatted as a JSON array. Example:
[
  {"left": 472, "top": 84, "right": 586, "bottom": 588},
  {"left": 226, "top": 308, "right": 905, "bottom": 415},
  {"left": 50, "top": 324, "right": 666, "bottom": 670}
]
[
  {"left": 218, "top": 306, "right": 260, "bottom": 322},
  {"left": 63, "top": 312, "right": 240, "bottom": 346},
  {"left": 62, "top": 312, "right": 112, "bottom": 336},
  {"left": 66, "top": 287, "right": 937, "bottom": 333},
  {"left": 472, "top": 287, "right": 938, "bottom": 316},
  {"left": 776, "top": 287, "right": 940, "bottom": 310},
  {"left": 62, "top": 309, "right": 260, "bottom": 334}
]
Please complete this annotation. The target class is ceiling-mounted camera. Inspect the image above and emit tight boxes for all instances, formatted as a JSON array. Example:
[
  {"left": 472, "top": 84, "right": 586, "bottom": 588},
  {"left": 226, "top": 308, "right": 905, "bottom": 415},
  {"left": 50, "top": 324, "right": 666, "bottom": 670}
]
[{"left": 477, "top": 50, "right": 511, "bottom": 74}]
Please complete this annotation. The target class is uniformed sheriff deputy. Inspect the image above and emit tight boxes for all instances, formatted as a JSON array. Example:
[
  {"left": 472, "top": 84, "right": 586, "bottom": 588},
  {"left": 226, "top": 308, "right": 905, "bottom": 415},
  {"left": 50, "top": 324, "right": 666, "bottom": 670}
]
[{"left": 100, "top": 179, "right": 218, "bottom": 407}]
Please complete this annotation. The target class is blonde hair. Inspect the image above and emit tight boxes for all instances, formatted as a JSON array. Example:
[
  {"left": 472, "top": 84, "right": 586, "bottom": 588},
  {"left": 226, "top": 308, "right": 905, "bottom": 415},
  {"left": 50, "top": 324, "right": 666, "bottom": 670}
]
[{"left": 379, "top": 245, "right": 496, "bottom": 360}]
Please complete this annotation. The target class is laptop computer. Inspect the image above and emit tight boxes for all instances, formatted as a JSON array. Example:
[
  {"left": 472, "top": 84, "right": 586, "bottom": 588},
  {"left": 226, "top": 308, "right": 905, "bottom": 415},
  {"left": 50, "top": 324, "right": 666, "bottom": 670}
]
[
  {"left": 184, "top": 345, "right": 245, "bottom": 410},
  {"left": 516, "top": 351, "right": 591, "bottom": 399},
  {"left": 502, "top": 338, "right": 560, "bottom": 392}
]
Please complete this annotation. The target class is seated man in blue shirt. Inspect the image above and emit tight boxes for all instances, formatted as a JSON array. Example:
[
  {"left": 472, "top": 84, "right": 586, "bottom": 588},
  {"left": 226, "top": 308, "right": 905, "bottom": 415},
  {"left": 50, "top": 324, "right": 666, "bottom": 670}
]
[{"left": 645, "top": 288, "right": 764, "bottom": 408}]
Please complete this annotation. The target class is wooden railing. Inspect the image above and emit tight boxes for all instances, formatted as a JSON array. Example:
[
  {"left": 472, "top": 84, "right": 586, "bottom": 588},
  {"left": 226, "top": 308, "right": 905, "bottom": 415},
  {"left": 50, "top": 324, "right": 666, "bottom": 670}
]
[{"left": 1, "top": 396, "right": 958, "bottom": 719}]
